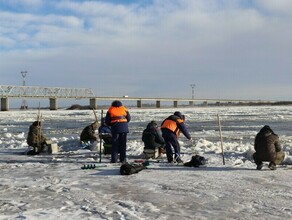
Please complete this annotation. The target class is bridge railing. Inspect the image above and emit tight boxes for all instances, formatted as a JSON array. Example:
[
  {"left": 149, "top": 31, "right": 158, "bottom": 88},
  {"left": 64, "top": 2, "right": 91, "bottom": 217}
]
[{"left": 0, "top": 85, "right": 95, "bottom": 98}]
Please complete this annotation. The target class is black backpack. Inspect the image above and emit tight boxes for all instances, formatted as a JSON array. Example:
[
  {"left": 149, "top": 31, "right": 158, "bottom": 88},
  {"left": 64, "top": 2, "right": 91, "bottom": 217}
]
[
  {"left": 120, "top": 163, "right": 145, "bottom": 175},
  {"left": 184, "top": 155, "right": 207, "bottom": 167}
]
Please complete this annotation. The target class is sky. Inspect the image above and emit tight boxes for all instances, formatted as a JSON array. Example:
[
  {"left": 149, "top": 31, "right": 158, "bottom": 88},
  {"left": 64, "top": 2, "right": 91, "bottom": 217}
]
[{"left": 1, "top": 0, "right": 292, "bottom": 101}]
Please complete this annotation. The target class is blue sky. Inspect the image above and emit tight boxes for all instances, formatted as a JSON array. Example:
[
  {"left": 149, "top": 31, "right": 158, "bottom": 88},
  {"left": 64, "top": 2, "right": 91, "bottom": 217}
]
[{"left": 1, "top": 0, "right": 292, "bottom": 102}]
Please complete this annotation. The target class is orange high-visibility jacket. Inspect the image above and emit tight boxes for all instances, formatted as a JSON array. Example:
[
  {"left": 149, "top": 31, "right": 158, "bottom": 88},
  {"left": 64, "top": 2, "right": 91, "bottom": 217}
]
[
  {"left": 161, "top": 117, "right": 183, "bottom": 137},
  {"left": 108, "top": 106, "right": 128, "bottom": 124}
]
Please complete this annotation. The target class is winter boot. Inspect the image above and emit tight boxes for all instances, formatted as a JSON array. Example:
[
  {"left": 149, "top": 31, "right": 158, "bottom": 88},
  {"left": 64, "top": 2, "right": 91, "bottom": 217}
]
[
  {"left": 268, "top": 162, "right": 276, "bottom": 170},
  {"left": 256, "top": 163, "right": 263, "bottom": 170},
  {"left": 175, "top": 156, "right": 183, "bottom": 164}
]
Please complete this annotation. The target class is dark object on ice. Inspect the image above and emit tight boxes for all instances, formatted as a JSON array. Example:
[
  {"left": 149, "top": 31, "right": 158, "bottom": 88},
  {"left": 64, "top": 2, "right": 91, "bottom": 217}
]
[
  {"left": 184, "top": 155, "right": 207, "bottom": 167},
  {"left": 120, "top": 162, "right": 145, "bottom": 175},
  {"left": 67, "top": 104, "right": 91, "bottom": 110},
  {"left": 81, "top": 164, "right": 96, "bottom": 169}
]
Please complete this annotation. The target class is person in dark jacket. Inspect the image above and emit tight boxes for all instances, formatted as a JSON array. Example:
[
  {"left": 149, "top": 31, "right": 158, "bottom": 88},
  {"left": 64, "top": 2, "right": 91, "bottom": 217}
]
[
  {"left": 161, "top": 111, "right": 192, "bottom": 163},
  {"left": 98, "top": 117, "right": 113, "bottom": 154},
  {"left": 253, "top": 125, "right": 285, "bottom": 170},
  {"left": 98, "top": 117, "right": 112, "bottom": 145},
  {"left": 142, "top": 120, "right": 165, "bottom": 159},
  {"left": 105, "top": 100, "right": 131, "bottom": 163},
  {"left": 80, "top": 121, "right": 98, "bottom": 147},
  {"left": 26, "top": 121, "right": 48, "bottom": 155}
]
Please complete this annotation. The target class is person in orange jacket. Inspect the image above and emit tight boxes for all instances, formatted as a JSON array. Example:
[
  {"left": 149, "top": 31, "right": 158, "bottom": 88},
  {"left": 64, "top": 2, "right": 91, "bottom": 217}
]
[
  {"left": 105, "top": 100, "right": 131, "bottom": 163},
  {"left": 161, "top": 111, "right": 192, "bottom": 163}
]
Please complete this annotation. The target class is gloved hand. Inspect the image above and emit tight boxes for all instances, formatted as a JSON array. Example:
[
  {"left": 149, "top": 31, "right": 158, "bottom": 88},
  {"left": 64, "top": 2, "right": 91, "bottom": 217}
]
[{"left": 189, "top": 138, "right": 194, "bottom": 145}]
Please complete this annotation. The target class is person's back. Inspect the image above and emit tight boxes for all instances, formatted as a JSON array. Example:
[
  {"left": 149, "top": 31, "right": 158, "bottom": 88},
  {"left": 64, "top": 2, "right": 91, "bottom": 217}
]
[
  {"left": 142, "top": 121, "right": 165, "bottom": 159},
  {"left": 105, "top": 100, "right": 131, "bottom": 163},
  {"left": 26, "top": 121, "right": 47, "bottom": 155},
  {"left": 27, "top": 122, "right": 39, "bottom": 147},
  {"left": 142, "top": 121, "right": 165, "bottom": 149},
  {"left": 80, "top": 121, "right": 98, "bottom": 143},
  {"left": 253, "top": 125, "right": 285, "bottom": 170}
]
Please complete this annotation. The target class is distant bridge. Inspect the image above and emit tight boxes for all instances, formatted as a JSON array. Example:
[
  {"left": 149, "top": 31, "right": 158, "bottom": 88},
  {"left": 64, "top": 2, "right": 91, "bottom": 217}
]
[
  {"left": 0, "top": 85, "right": 95, "bottom": 98},
  {"left": 0, "top": 85, "right": 276, "bottom": 111}
]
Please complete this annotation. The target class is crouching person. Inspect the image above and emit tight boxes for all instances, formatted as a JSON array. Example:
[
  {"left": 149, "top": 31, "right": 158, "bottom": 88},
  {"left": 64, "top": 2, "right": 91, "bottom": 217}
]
[
  {"left": 98, "top": 118, "right": 112, "bottom": 154},
  {"left": 253, "top": 125, "right": 285, "bottom": 170},
  {"left": 142, "top": 121, "right": 165, "bottom": 159},
  {"left": 80, "top": 121, "right": 98, "bottom": 150},
  {"left": 26, "top": 121, "right": 48, "bottom": 155}
]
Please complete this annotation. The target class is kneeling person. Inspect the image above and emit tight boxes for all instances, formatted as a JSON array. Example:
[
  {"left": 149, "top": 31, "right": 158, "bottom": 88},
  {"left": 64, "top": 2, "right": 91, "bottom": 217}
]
[{"left": 142, "top": 121, "right": 165, "bottom": 159}]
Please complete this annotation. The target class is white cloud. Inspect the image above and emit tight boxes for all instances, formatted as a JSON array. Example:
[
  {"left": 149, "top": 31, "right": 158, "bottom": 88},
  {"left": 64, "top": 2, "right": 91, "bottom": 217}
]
[
  {"left": 1, "top": 0, "right": 292, "bottom": 100},
  {"left": 0, "top": 35, "right": 14, "bottom": 47},
  {"left": 1, "top": 0, "right": 43, "bottom": 9},
  {"left": 255, "top": 0, "right": 292, "bottom": 14}
]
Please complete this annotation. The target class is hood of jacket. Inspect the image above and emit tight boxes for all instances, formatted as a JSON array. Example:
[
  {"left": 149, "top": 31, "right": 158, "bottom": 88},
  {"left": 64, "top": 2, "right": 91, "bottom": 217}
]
[
  {"left": 111, "top": 100, "right": 123, "bottom": 107},
  {"left": 174, "top": 111, "right": 183, "bottom": 120},
  {"left": 259, "top": 125, "right": 276, "bottom": 136}
]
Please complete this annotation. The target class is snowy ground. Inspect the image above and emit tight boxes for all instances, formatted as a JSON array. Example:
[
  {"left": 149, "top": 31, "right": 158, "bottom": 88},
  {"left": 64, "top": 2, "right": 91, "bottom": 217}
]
[
  {"left": 1, "top": 150, "right": 292, "bottom": 220},
  {"left": 1, "top": 106, "right": 292, "bottom": 219}
]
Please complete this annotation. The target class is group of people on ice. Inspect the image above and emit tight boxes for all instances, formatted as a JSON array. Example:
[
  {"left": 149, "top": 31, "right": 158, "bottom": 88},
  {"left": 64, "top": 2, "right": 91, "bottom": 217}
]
[{"left": 26, "top": 100, "right": 285, "bottom": 170}]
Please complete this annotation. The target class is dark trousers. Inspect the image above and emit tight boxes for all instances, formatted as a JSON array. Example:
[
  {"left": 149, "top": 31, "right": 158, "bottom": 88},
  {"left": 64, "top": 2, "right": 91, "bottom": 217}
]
[
  {"left": 27, "top": 143, "right": 47, "bottom": 155},
  {"left": 111, "top": 133, "right": 127, "bottom": 163},
  {"left": 162, "top": 132, "right": 180, "bottom": 162},
  {"left": 253, "top": 151, "right": 285, "bottom": 165}
]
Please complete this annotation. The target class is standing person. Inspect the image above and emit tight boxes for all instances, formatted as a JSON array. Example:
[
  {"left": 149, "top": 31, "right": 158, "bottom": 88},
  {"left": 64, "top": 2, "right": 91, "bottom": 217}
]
[
  {"left": 142, "top": 120, "right": 165, "bottom": 159},
  {"left": 80, "top": 121, "right": 98, "bottom": 148},
  {"left": 253, "top": 125, "right": 285, "bottom": 170},
  {"left": 161, "top": 111, "right": 192, "bottom": 163},
  {"left": 26, "top": 121, "right": 48, "bottom": 155},
  {"left": 105, "top": 100, "right": 131, "bottom": 163}
]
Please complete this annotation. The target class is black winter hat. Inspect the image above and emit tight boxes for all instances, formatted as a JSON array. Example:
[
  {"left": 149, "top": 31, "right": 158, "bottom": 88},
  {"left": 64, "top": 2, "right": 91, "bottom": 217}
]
[
  {"left": 112, "top": 100, "right": 123, "bottom": 107},
  {"left": 174, "top": 111, "right": 183, "bottom": 119}
]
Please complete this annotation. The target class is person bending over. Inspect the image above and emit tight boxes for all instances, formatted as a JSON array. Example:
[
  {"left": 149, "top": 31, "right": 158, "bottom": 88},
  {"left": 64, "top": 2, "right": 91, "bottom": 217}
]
[
  {"left": 161, "top": 111, "right": 192, "bottom": 163},
  {"left": 142, "top": 120, "right": 165, "bottom": 159},
  {"left": 80, "top": 121, "right": 98, "bottom": 148},
  {"left": 253, "top": 125, "right": 285, "bottom": 170},
  {"left": 26, "top": 121, "right": 48, "bottom": 155}
]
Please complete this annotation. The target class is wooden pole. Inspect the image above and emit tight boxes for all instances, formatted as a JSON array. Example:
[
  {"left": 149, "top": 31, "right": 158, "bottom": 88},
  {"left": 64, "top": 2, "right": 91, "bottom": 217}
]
[
  {"left": 99, "top": 109, "right": 104, "bottom": 163},
  {"left": 217, "top": 114, "right": 225, "bottom": 165},
  {"left": 92, "top": 108, "right": 101, "bottom": 162},
  {"left": 37, "top": 102, "right": 42, "bottom": 149},
  {"left": 92, "top": 109, "right": 98, "bottom": 122}
]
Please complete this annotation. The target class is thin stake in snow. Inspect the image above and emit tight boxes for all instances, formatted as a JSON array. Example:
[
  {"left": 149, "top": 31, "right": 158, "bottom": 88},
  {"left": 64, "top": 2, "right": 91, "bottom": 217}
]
[
  {"left": 92, "top": 108, "right": 101, "bottom": 162},
  {"left": 99, "top": 109, "right": 103, "bottom": 163},
  {"left": 37, "top": 102, "right": 42, "bottom": 148},
  {"left": 217, "top": 114, "right": 225, "bottom": 165},
  {"left": 92, "top": 109, "right": 98, "bottom": 123}
]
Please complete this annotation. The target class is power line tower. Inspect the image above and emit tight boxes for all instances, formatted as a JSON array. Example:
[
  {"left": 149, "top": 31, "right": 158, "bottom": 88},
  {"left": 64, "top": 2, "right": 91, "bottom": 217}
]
[
  {"left": 20, "top": 71, "right": 28, "bottom": 109},
  {"left": 190, "top": 84, "right": 196, "bottom": 99}
]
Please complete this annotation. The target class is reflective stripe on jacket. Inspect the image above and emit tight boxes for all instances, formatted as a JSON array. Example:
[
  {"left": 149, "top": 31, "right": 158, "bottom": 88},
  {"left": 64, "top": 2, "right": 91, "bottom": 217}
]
[{"left": 108, "top": 106, "right": 128, "bottom": 124}]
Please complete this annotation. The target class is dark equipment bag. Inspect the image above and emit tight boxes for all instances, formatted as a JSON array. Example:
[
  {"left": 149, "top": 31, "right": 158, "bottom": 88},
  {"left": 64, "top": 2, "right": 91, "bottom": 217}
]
[
  {"left": 184, "top": 155, "right": 207, "bottom": 167},
  {"left": 120, "top": 162, "right": 145, "bottom": 175}
]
